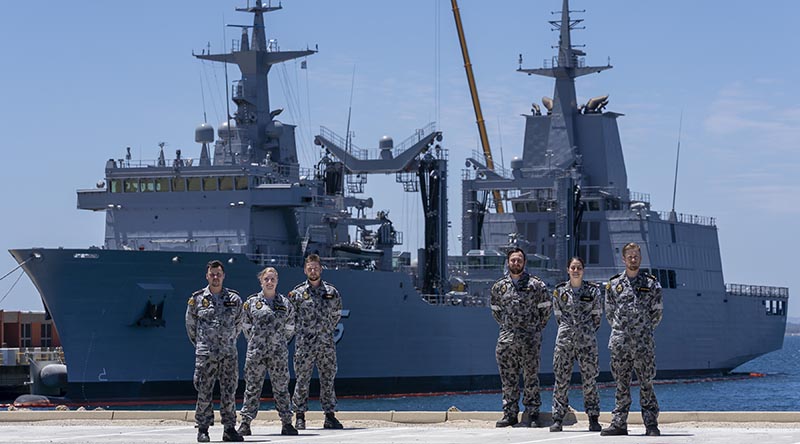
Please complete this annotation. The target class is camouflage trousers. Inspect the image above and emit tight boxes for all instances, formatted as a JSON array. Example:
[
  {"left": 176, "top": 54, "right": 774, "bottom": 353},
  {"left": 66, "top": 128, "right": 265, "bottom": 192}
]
[
  {"left": 193, "top": 353, "right": 238, "bottom": 428},
  {"left": 495, "top": 330, "right": 543, "bottom": 415},
  {"left": 293, "top": 339, "right": 338, "bottom": 413},
  {"left": 240, "top": 346, "right": 293, "bottom": 424},
  {"left": 551, "top": 335, "right": 600, "bottom": 421},
  {"left": 609, "top": 345, "right": 659, "bottom": 428}
]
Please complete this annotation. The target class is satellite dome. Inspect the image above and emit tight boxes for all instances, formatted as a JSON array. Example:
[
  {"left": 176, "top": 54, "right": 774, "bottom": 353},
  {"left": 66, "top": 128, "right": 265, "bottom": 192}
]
[
  {"left": 195, "top": 122, "right": 214, "bottom": 143},
  {"left": 379, "top": 136, "right": 394, "bottom": 150},
  {"left": 218, "top": 120, "right": 235, "bottom": 139}
]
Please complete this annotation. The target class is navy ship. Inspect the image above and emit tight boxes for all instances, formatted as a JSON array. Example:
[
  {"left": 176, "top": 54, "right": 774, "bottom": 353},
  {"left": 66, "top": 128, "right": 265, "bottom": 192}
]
[{"left": 10, "top": 0, "right": 788, "bottom": 402}]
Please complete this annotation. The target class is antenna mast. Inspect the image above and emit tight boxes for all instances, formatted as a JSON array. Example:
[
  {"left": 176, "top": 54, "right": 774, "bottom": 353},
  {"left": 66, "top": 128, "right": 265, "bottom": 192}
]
[{"left": 671, "top": 111, "right": 683, "bottom": 214}]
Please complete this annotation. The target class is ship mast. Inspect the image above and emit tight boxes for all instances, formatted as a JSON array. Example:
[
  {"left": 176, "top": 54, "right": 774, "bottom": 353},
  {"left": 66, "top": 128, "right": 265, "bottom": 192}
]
[
  {"left": 193, "top": 0, "right": 316, "bottom": 169},
  {"left": 517, "top": 0, "right": 611, "bottom": 171}
]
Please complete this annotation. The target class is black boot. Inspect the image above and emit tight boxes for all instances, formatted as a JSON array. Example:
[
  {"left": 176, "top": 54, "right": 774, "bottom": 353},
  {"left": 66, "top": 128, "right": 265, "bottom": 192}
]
[
  {"left": 589, "top": 415, "right": 602, "bottom": 432},
  {"left": 282, "top": 422, "right": 299, "bottom": 435},
  {"left": 549, "top": 420, "right": 563, "bottom": 432},
  {"left": 495, "top": 412, "right": 518, "bottom": 427},
  {"left": 295, "top": 412, "right": 306, "bottom": 430},
  {"left": 600, "top": 424, "right": 628, "bottom": 436},
  {"left": 323, "top": 412, "right": 344, "bottom": 429},
  {"left": 197, "top": 427, "right": 210, "bottom": 443},
  {"left": 513, "top": 410, "right": 539, "bottom": 428},
  {"left": 222, "top": 426, "right": 244, "bottom": 442},
  {"left": 645, "top": 425, "right": 661, "bottom": 436},
  {"left": 236, "top": 422, "right": 251, "bottom": 436}
]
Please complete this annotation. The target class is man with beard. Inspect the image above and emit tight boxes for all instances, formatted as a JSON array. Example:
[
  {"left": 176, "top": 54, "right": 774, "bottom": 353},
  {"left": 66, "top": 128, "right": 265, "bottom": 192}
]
[
  {"left": 185, "top": 260, "right": 244, "bottom": 442},
  {"left": 289, "top": 254, "right": 344, "bottom": 430},
  {"left": 601, "top": 242, "right": 663, "bottom": 437},
  {"left": 490, "top": 247, "right": 551, "bottom": 428}
]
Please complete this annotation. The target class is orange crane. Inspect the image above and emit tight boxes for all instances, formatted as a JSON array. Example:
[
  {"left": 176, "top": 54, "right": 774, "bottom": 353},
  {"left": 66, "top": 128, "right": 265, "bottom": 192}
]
[{"left": 450, "top": 0, "right": 504, "bottom": 214}]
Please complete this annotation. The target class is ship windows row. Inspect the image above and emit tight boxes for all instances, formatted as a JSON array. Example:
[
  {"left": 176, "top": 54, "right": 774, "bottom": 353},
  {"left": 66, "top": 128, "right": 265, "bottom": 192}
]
[
  {"left": 642, "top": 268, "right": 678, "bottom": 289},
  {"left": 109, "top": 176, "right": 249, "bottom": 193},
  {"left": 764, "top": 299, "right": 786, "bottom": 316}
]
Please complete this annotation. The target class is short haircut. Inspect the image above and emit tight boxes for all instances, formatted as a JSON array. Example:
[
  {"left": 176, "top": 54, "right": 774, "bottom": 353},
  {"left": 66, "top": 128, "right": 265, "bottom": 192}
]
[
  {"left": 207, "top": 259, "right": 225, "bottom": 272},
  {"left": 622, "top": 242, "right": 641, "bottom": 255},
  {"left": 257, "top": 267, "right": 278, "bottom": 280},
  {"left": 506, "top": 247, "right": 526, "bottom": 262},
  {"left": 305, "top": 254, "right": 321, "bottom": 265}
]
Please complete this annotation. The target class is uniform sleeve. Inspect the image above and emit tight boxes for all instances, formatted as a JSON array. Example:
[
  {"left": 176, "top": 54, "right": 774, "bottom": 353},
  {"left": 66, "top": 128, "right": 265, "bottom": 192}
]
[
  {"left": 536, "top": 281, "right": 552, "bottom": 331},
  {"left": 241, "top": 300, "right": 254, "bottom": 342},
  {"left": 490, "top": 282, "right": 502, "bottom": 325},
  {"left": 330, "top": 286, "right": 342, "bottom": 333},
  {"left": 604, "top": 283, "right": 617, "bottom": 327},
  {"left": 591, "top": 285, "right": 603, "bottom": 332},
  {"left": 284, "top": 296, "right": 296, "bottom": 343},
  {"left": 650, "top": 281, "right": 664, "bottom": 329},
  {"left": 234, "top": 296, "right": 245, "bottom": 337},
  {"left": 552, "top": 289, "right": 562, "bottom": 324},
  {"left": 185, "top": 298, "right": 197, "bottom": 347}
]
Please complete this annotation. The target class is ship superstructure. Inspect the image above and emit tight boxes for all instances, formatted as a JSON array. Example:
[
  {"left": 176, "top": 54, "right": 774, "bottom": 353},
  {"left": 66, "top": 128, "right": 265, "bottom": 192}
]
[{"left": 9, "top": 0, "right": 788, "bottom": 402}]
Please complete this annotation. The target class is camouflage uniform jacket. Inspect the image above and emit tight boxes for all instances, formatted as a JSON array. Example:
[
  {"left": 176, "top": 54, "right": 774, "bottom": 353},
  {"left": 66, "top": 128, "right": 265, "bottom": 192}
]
[
  {"left": 242, "top": 291, "right": 295, "bottom": 354},
  {"left": 185, "top": 286, "right": 243, "bottom": 357},
  {"left": 605, "top": 272, "right": 663, "bottom": 349},
  {"left": 553, "top": 281, "right": 602, "bottom": 342},
  {"left": 288, "top": 280, "right": 342, "bottom": 340},
  {"left": 490, "top": 272, "right": 551, "bottom": 340}
]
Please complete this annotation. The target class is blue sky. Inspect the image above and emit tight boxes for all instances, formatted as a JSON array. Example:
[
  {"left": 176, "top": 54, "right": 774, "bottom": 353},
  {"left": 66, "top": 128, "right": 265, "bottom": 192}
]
[{"left": 0, "top": 0, "right": 798, "bottom": 317}]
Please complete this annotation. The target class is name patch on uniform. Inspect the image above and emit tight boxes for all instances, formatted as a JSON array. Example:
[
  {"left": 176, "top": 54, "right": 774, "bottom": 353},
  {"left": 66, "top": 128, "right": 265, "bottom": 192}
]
[
  {"left": 275, "top": 304, "right": 287, "bottom": 311},
  {"left": 580, "top": 295, "right": 594, "bottom": 302},
  {"left": 323, "top": 293, "right": 335, "bottom": 300},
  {"left": 224, "top": 301, "right": 238, "bottom": 307},
  {"left": 638, "top": 287, "right": 651, "bottom": 293}
]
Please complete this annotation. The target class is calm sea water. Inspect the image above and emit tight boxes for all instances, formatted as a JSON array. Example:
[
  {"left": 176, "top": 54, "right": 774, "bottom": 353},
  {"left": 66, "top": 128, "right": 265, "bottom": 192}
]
[
  {"left": 328, "top": 336, "right": 800, "bottom": 412},
  {"left": 21, "top": 335, "right": 799, "bottom": 411},
  {"left": 322, "top": 334, "right": 800, "bottom": 412}
]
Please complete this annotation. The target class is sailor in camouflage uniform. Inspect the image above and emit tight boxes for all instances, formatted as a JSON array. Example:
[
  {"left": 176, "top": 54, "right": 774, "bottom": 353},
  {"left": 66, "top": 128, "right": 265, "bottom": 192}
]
[
  {"left": 490, "top": 247, "right": 552, "bottom": 428},
  {"left": 237, "top": 267, "right": 298, "bottom": 436},
  {"left": 550, "top": 257, "right": 603, "bottom": 433},
  {"left": 289, "top": 254, "right": 344, "bottom": 430},
  {"left": 185, "top": 260, "right": 245, "bottom": 443},
  {"left": 601, "top": 242, "right": 663, "bottom": 437}
]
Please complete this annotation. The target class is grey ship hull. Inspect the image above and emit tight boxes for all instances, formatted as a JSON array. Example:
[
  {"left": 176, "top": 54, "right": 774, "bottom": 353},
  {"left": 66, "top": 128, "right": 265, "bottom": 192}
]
[{"left": 10, "top": 248, "right": 786, "bottom": 402}]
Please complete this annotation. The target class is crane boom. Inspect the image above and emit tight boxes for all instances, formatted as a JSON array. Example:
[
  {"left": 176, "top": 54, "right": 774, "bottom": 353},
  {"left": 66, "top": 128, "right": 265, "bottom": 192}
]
[{"left": 450, "top": 0, "right": 504, "bottom": 214}]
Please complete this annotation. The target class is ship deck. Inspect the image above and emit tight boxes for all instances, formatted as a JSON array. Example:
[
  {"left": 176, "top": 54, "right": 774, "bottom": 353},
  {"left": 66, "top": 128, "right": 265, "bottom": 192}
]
[{"left": 1, "top": 411, "right": 799, "bottom": 443}]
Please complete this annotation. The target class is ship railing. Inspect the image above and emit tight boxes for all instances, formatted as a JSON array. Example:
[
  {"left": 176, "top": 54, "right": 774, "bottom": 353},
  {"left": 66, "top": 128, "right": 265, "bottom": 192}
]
[
  {"left": 318, "top": 126, "right": 367, "bottom": 160},
  {"left": 394, "top": 122, "right": 438, "bottom": 156},
  {"left": 657, "top": 211, "right": 716, "bottom": 227},
  {"left": 726, "top": 283, "right": 789, "bottom": 299},
  {"left": 629, "top": 191, "right": 651, "bottom": 204},
  {"left": 0, "top": 347, "right": 64, "bottom": 366}
]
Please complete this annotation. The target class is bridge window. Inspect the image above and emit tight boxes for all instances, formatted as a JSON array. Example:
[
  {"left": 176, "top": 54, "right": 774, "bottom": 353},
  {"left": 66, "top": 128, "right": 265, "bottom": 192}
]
[
  {"left": 220, "top": 176, "right": 234, "bottom": 191},
  {"left": 203, "top": 177, "right": 218, "bottom": 191},
  {"left": 187, "top": 177, "right": 201, "bottom": 191},
  {"left": 141, "top": 179, "right": 155, "bottom": 192},
  {"left": 123, "top": 179, "right": 140, "bottom": 193},
  {"left": 110, "top": 179, "right": 122, "bottom": 193},
  {"left": 172, "top": 177, "right": 186, "bottom": 191},
  {"left": 155, "top": 178, "right": 169, "bottom": 192}
]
